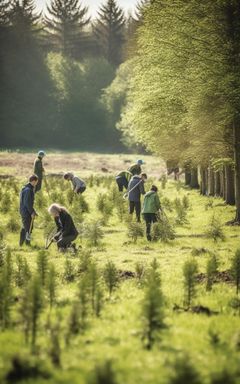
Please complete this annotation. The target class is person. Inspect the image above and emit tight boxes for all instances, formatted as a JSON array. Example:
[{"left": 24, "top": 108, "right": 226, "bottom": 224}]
[
  {"left": 48, "top": 203, "right": 78, "bottom": 251},
  {"left": 34, "top": 150, "right": 46, "bottom": 192},
  {"left": 142, "top": 185, "right": 161, "bottom": 241},
  {"left": 64, "top": 172, "right": 86, "bottom": 194},
  {"left": 128, "top": 159, "right": 144, "bottom": 176},
  {"left": 128, "top": 173, "right": 147, "bottom": 222},
  {"left": 19, "top": 175, "right": 38, "bottom": 246},
  {"left": 115, "top": 170, "right": 133, "bottom": 192}
]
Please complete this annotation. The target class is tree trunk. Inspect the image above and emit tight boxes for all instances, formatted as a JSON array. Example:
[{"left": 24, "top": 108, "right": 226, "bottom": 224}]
[
  {"left": 208, "top": 167, "right": 214, "bottom": 196},
  {"left": 225, "top": 164, "right": 235, "bottom": 205},
  {"left": 200, "top": 167, "right": 207, "bottom": 195},
  {"left": 190, "top": 168, "right": 199, "bottom": 189},
  {"left": 219, "top": 170, "right": 224, "bottom": 198},
  {"left": 234, "top": 121, "right": 240, "bottom": 220},
  {"left": 214, "top": 171, "right": 221, "bottom": 196},
  {"left": 184, "top": 166, "right": 191, "bottom": 186}
]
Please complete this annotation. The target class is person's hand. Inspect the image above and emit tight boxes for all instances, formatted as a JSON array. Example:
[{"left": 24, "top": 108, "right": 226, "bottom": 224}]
[{"left": 31, "top": 212, "right": 37, "bottom": 218}]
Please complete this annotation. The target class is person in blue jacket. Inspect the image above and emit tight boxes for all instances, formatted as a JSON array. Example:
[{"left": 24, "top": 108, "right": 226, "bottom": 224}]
[
  {"left": 128, "top": 173, "right": 147, "bottom": 222},
  {"left": 19, "top": 175, "right": 38, "bottom": 246}
]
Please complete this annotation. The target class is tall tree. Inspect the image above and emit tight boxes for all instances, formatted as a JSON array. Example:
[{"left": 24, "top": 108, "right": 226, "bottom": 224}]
[
  {"left": 44, "top": 0, "right": 90, "bottom": 58},
  {"left": 94, "top": 0, "right": 125, "bottom": 66}
]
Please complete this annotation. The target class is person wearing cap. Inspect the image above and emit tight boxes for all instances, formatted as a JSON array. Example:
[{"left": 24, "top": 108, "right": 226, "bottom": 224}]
[
  {"left": 64, "top": 172, "right": 86, "bottom": 194},
  {"left": 115, "top": 170, "right": 133, "bottom": 192},
  {"left": 19, "top": 175, "right": 38, "bottom": 246},
  {"left": 128, "top": 173, "right": 147, "bottom": 222},
  {"left": 142, "top": 185, "right": 161, "bottom": 241},
  {"left": 128, "top": 159, "right": 144, "bottom": 176},
  {"left": 34, "top": 150, "right": 46, "bottom": 192}
]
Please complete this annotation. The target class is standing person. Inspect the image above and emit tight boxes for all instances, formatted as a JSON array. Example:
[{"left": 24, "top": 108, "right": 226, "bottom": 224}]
[
  {"left": 128, "top": 159, "right": 144, "bottom": 176},
  {"left": 142, "top": 185, "right": 161, "bottom": 241},
  {"left": 128, "top": 173, "right": 147, "bottom": 222},
  {"left": 115, "top": 170, "right": 132, "bottom": 192},
  {"left": 19, "top": 175, "right": 38, "bottom": 246},
  {"left": 48, "top": 203, "right": 78, "bottom": 252},
  {"left": 64, "top": 172, "right": 86, "bottom": 194},
  {"left": 34, "top": 150, "right": 46, "bottom": 192}
]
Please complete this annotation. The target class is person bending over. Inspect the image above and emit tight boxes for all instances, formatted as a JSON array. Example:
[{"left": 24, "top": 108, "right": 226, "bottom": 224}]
[
  {"left": 142, "top": 185, "right": 161, "bottom": 241},
  {"left": 48, "top": 203, "right": 78, "bottom": 251},
  {"left": 64, "top": 172, "right": 86, "bottom": 194},
  {"left": 115, "top": 170, "right": 133, "bottom": 192},
  {"left": 19, "top": 174, "right": 38, "bottom": 246},
  {"left": 128, "top": 173, "right": 147, "bottom": 222},
  {"left": 128, "top": 159, "right": 144, "bottom": 176}
]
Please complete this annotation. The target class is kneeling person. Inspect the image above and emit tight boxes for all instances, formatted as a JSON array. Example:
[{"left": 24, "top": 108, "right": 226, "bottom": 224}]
[
  {"left": 64, "top": 172, "right": 86, "bottom": 194},
  {"left": 142, "top": 185, "right": 161, "bottom": 241},
  {"left": 48, "top": 204, "right": 78, "bottom": 251},
  {"left": 115, "top": 170, "right": 132, "bottom": 192}
]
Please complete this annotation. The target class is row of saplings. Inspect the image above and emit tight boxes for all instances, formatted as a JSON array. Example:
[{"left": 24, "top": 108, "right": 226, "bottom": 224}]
[{"left": 1, "top": 241, "right": 240, "bottom": 383}]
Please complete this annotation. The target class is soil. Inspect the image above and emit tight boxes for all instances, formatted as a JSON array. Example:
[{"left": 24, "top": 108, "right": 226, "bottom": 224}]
[{"left": 196, "top": 270, "right": 233, "bottom": 284}]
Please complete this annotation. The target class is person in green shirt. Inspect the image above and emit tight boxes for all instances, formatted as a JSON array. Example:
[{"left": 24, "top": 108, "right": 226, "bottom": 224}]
[
  {"left": 33, "top": 150, "right": 45, "bottom": 192},
  {"left": 115, "top": 170, "right": 133, "bottom": 192},
  {"left": 142, "top": 185, "right": 161, "bottom": 241},
  {"left": 128, "top": 159, "right": 144, "bottom": 175}
]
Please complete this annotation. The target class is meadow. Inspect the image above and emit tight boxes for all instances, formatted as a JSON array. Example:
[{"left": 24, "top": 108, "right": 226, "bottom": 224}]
[{"left": 0, "top": 152, "right": 240, "bottom": 384}]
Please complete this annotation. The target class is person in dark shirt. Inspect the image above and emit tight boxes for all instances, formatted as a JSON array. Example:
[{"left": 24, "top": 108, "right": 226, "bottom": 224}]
[
  {"left": 48, "top": 203, "right": 78, "bottom": 252},
  {"left": 115, "top": 170, "right": 133, "bottom": 192},
  {"left": 128, "top": 159, "right": 144, "bottom": 176},
  {"left": 19, "top": 174, "right": 38, "bottom": 246},
  {"left": 128, "top": 173, "right": 147, "bottom": 222},
  {"left": 34, "top": 150, "right": 46, "bottom": 192}
]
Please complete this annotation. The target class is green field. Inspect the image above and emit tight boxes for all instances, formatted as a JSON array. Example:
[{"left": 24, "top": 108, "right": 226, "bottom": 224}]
[{"left": 0, "top": 153, "right": 240, "bottom": 384}]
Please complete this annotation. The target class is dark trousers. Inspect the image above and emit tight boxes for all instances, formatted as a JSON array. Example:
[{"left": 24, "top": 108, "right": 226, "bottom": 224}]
[
  {"left": 116, "top": 176, "right": 128, "bottom": 192},
  {"left": 143, "top": 213, "right": 158, "bottom": 240},
  {"left": 35, "top": 179, "right": 42, "bottom": 192},
  {"left": 57, "top": 234, "right": 78, "bottom": 249},
  {"left": 20, "top": 214, "right": 32, "bottom": 246},
  {"left": 129, "top": 201, "right": 141, "bottom": 222},
  {"left": 76, "top": 186, "right": 86, "bottom": 194}
]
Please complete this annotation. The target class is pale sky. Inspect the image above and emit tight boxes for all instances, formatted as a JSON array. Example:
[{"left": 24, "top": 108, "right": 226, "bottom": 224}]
[{"left": 35, "top": 0, "right": 139, "bottom": 18}]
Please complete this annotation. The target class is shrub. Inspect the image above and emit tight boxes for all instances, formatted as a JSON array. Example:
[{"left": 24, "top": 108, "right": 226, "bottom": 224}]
[
  {"left": 15, "top": 255, "right": 31, "bottom": 287},
  {"left": 183, "top": 258, "right": 198, "bottom": 308},
  {"left": 0, "top": 264, "right": 13, "bottom": 328},
  {"left": 205, "top": 215, "right": 225, "bottom": 242},
  {"left": 141, "top": 259, "right": 165, "bottom": 349},
  {"left": 37, "top": 251, "right": 49, "bottom": 287},
  {"left": 78, "top": 249, "right": 92, "bottom": 274},
  {"left": 206, "top": 253, "right": 219, "bottom": 291},
  {"left": 103, "top": 261, "right": 119, "bottom": 297},
  {"left": 151, "top": 219, "right": 175, "bottom": 242},
  {"left": 84, "top": 221, "right": 104, "bottom": 247},
  {"left": 160, "top": 174, "right": 167, "bottom": 189},
  {"left": 49, "top": 321, "right": 61, "bottom": 367},
  {"left": 135, "top": 261, "right": 145, "bottom": 283},
  {"left": 47, "top": 264, "right": 57, "bottom": 308},
  {"left": 63, "top": 258, "right": 75, "bottom": 282},
  {"left": 0, "top": 193, "right": 11, "bottom": 213},
  {"left": 127, "top": 221, "right": 144, "bottom": 243},
  {"left": 88, "top": 361, "right": 117, "bottom": 384},
  {"left": 174, "top": 198, "right": 188, "bottom": 225},
  {"left": 6, "top": 216, "right": 20, "bottom": 233},
  {"left": 169, "top": 357, "right": 201, "bottom": 384},
  {"left": 5, "top": 354, "right": 50, "bottom": 382}
]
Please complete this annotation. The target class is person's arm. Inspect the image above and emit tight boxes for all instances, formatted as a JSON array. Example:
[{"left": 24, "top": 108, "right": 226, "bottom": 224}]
[
  {"left": 155, "top": 194, "right": 161, "bottom": 211},
  {"left": 24, "top": 189, "right": 36, "bottom": 216},
  {"left": 139, "top": 180, "right": 145, "bottom": 195}
]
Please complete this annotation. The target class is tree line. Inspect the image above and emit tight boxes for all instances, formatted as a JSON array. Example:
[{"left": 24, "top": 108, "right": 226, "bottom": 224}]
[
  {"left": 105, "top": 0, "right": 240, "bottom": 221},
  {"left": 0, "top": 0, "right": 142, "bottom": 150}
]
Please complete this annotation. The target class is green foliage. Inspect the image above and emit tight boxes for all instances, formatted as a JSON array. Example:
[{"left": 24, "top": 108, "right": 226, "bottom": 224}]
[
  {"left": 169, "top": 357, "right": 201, "bottom": 384},
  {"left": 151, "top": 218, "right": 175, "bottom": 242},
  {"left": 135, "top": 261, "right": 145, "bottom": 283},
  {"left": 141, "top": 258, "right": 165, "bottom": 349},
  {"left": 5, "top": 354, "right": 51, "bottom": 382},
  {"left": 0, "top": 264, "right": 13, "bottom": 328},
  {"left": 48, "top": 320, "right": 61, "bottom": 367},
  {"left": 174, "top": 198, "right": 188, "bottom": 225},
  {"left": 47, "top": 264, "right": 57, "bottom": 308},
  {"left": 37, "top": 250, "right": 49, "bottom": 287},
  {"left": 78, "top": 249, "right": 92, "bottom": 274},
  {"left": 231, "top": 249, "right": 240, "bottom": 295},
  {"left": 0, "top": 193, "right": 11, "bottom": 213},
  {"left": 84, "top": 220, "right": 104, "bottom": 247},
  {"left": 205, "top": 215, "right": 225, "bottom": 242},
  {"left": 127, "top": 221, "right": 144, "bottom": 243},
  {"left": 103, "top": 261, "right": 119, "bottom": 297},
  {"left": 6, "top": 216, "right": 20, "bottom": 233},
  {"left": 206, "top": 253, "right": 219, "bottom": 291},
  {"left": 15, "top": 255, "right": 31, "bottom": 287},
  {"left": 160, "top": 174, "right": 167, "bottom": 189},
  {"left": 63, "top": 257, "right": 75, "bottom": 282},
  {"left": 183, "top": 259, "right": 198, "bottom": 308},
  {"left": 89, "top": 360, "right": 117, "bottom": 384}
]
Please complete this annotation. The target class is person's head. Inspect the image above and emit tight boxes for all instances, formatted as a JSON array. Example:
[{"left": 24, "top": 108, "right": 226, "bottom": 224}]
[
  {"left": 38, "top": 150, "right": 46, "bottom": 158},
  {"left": 151, "top": 185, "right": 158, "bottom": 192},
  {"left": 29, "top": 174, "right": 38, "bottom": 187},
  {"left": 64, "top": 172, "right": 74, "bottom": 181},
  {"left": 141, "top": 173, "right": 147, "bottom": 181},
  {"left": 137, "top": 159, "right": 144, "bottom": 165},
  {"left": 48, "top": 203, "right": 67, "bottom": 218}
]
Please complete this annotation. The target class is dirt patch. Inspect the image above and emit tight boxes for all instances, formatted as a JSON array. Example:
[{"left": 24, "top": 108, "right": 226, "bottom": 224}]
[
  {"left": 118, "top": 270, "right": 136, "bottom": 280},
  {"left": 196, "top": 270, "right": 233, "bottom": 284},
  {"left": 173, "top": 304, "right": 218, "bottom": 316}
]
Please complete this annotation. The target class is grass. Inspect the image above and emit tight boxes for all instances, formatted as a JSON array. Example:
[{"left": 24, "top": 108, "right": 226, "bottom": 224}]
[{"left": 0, "top": 153, "right": 240, "bottom": 383}]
